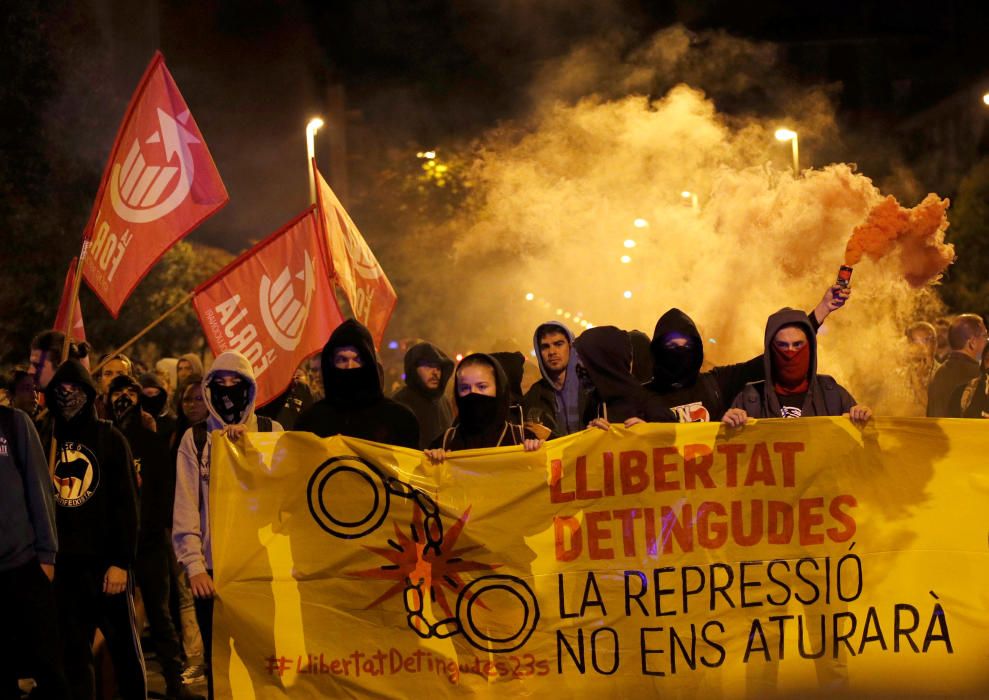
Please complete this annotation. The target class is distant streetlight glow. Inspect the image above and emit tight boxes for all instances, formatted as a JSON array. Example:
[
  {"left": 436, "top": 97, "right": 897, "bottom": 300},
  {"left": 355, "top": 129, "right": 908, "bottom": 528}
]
[
  {"left": 306, "top": 117, "right": 324, "bottom": 204},
  {"left": 774, "top": 127, "right": 800, "bottom": 176},
  {"left": 681, "top": 190, "right": 700, "bottom": 211},
  {"left": 623, "top": 290, "right": 633, "bottom": 299},
  {"left": 424, "top": 150, "right": 436, "bottom": 159},
  {"left": 633, "top": 218, "right": 649, "bottom": 228},
  {"left": 620, "top": 255, "right": 631, "bottom": 263},
  {"left": 623, "top": 239, "right": 636, "bottom": 248},
  {"left": 983, "top": 93, "right": 989, "bottom": 106},
  {"left": 525, "top": 292, "right": 534, "bottom": 301}
]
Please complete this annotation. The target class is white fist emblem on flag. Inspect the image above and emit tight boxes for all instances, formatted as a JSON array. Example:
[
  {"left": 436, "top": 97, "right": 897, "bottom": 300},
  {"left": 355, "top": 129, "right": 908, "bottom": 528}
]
[
  {"left": 109, "top": 108, "right": 199, "bottom": 224},
  {"left": 259, "top": 251, "right": 317, "bottom": 351}
]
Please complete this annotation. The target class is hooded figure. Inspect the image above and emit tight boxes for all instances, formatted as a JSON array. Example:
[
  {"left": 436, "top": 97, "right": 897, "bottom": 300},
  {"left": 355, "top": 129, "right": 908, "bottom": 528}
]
[
  {"left": 490, "top": 350, "right": 526, "bottom": 425},
  {"left": 645, "top": 307, "right": 823, "bottom": 423},
  {"left": 108, "top": 374, "right": 193, "bottom": 699},
  {"left": 730, "top": 308, "right": 856, "bottom": 418},
  {"left": 433, "top": 353, "right": 532, "bottom": 451},
  {"left": 522, "top": 321, "right": 592, "bottom": 437},
  {"left": 574, "top": 326, "right": 674, "bottom": 424},
  {"left": 392, "top": 342, "right": 454, "bottom": 449},
  {"left": 295, "top": 320, "right": 419, "bottom": 448},
  {"left": 138, "top": 370, "right": 177, "bottom": 440},
  {"left": 44, "top": 360, "right": 146, "bottom": 700},
  {"left": 629, "top": 330, "right": 654, "bottom": 384}
]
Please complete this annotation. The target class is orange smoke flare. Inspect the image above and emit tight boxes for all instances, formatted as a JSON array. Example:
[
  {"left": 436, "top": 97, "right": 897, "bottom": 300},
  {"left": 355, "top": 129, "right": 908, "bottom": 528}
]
[{"left": 844, "top": 193, "right": 954, "bottom": 287}]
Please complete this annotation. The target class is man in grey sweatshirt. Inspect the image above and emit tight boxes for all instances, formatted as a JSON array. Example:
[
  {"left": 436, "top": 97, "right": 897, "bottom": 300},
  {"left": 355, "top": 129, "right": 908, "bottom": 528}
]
[{"left": 0, "top": 404, "right": 68, "bottom": 698}]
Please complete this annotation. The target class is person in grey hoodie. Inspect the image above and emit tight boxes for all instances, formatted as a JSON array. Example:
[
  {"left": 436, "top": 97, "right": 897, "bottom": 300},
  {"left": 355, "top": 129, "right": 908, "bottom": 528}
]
[
  {"left": 0, "top": 405, "right": 68, "bottom": 699},
  {"left": 172, "top": 351, "right": 281, "bottom": 700},
  {"left": 722, "top": 308, "right": 871, "bottom": 426},
  {"left": 522, "top": 321, "right": 593, "bottom": 438}
]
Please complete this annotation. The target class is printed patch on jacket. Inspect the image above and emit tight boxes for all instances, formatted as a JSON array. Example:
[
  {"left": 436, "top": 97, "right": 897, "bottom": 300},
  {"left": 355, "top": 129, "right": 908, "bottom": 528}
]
[
  {"left": 53, "top": 442, "right": 100, "bottom": 507},
  {"left": 671, "top": 402, "right": 710, "bottom": 423}
]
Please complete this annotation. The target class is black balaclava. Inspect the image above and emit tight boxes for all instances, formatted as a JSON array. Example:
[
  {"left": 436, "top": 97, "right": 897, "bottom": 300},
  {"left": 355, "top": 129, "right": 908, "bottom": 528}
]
[
  {"left": 649, "top": 309, "right": 705, "bottom": 391},
  {"left": 320, "top": 319, "right": 383, "bottom": 408},
  {"left": 208, "top": 376, "right": 251, "bottom": 425},
  {"left": 138, "top": 372, "right": 169, "bottom": 417},
  {"left": 108, "top": 374, "right": 142, "bottom": 428}
]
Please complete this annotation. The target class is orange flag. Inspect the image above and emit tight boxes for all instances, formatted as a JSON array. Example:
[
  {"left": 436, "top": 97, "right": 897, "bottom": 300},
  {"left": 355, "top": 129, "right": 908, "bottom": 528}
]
[
  {"left": 314, "top": 164, "right": 397, "bottom": 348},
  {"left": 54, "top": 257, "right": 86, "bottom": 342},
  {"left": 193, "top": 208, "right": 343, "bottom": 406},
  {"left": 82, "top": 51, "right": 228, "bottom": 317}
]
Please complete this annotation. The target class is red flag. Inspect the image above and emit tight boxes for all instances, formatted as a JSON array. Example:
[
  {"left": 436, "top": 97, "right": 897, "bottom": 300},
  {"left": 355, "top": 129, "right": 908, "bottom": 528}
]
[
  {"left": 314, "top": 165, "right": 397, "bottom": 348},
  {"left": 193, "top": 208, "right": 343, "bottom": 407},
  {"left": 54, "top": 257, "right": 86, "bottom": 342},
  {"left": 82, "top": 51, "right": 228, "bottom": 317}
]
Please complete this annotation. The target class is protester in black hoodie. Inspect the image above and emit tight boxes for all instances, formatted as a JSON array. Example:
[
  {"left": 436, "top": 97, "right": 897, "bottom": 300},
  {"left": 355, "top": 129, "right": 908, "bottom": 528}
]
[
  {"left": 138, "top": 371, "right": 177, "bottom": 442},
  {"left": 296, "top": 320, "right": 419, "bottom": 448},
  {"left": 644, "top": 286, "right": 847, "bottom": 423},
  {"left": 575, "top": 326, "right": 675, "bottom": 427},
  {"left": 44, "top": 360, "right": 145, "bottom": 700},
  {"left": 490, "top": 350, "right": 526, "bottom": 426},
  {"left": 108, "top": 376, "right": 200, "bottom": 700},
  {"left": 425, "top": 353, "right": 542, "bottom": 459},
  {"left": 722, "top": 308, "right": 871, "bottom": 425},
  {"left": 392, "top": 342, "right": 454, "bottom": 449}
]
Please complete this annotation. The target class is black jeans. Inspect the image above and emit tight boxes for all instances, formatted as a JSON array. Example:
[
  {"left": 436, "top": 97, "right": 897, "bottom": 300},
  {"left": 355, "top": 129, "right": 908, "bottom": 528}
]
[
  {"left": 0, "top": 558, "right": 69, "bottom": 700},
  {"left": 192, "top": 574, "right": 214, "bottom": 700},
  {"left": 134, "top": 534, "right": 185, "bottom": 686},
  {"left": 54, "top": 559, "right": 146, "bottom": 700}
]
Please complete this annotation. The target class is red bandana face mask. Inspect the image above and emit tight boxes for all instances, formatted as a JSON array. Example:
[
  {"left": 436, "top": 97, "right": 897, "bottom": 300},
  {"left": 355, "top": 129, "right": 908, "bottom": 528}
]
[{"left": 772, "top": 343, "right": 810, "bottom": 395}]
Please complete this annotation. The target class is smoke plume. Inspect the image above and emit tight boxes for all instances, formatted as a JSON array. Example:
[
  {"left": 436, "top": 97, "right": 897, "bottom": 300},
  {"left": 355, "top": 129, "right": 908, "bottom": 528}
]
[
  {"left": 844, "top": 194, "right": 955, "bottom": 287},
  {"left": 386, "top": 25, "right": 946, "bottom": 416}
]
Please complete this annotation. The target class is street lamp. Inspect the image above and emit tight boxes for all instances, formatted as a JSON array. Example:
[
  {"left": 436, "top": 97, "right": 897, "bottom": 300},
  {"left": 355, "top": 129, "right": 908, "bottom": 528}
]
[
  {"left": 775, "top": 128, "right": 799, "bottom": 176},
  {"left": 306, "top": 117, "right": 324, "bottom": 204},
  {"left": 681, "top": 190, "right": 699, "bottom": 211}
]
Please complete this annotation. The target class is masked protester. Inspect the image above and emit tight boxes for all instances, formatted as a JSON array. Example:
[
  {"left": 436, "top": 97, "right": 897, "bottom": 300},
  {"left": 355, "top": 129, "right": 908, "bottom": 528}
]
[
  {"left": 296, "top": 320, "right": 419, "bottom": 448},
  {"left": 574, "top": 326, "right": 675, "bottom": 428},
  {"left": 43, "top": 360, "right": 145, "bottom": 700},
  {"left": 425, "top": 354, "right": 542, "bottom": 461},
  {"left": 108, "top": 376, "right": 201, "bottom": 700},
  {"left": 644, "top": 286, "right": 846, "bottom": 423},
  {"left": 392, "top": 342, "right": 454, "bottom": 449},
  {"left": 139, "top": 371, "right": 176, "bottom": 440},
  {"left": 173, "top": 352, "right": 281, "bottom": 700},
  {"left": 722, "top": 308, "right": 871, "bottom": 426}
]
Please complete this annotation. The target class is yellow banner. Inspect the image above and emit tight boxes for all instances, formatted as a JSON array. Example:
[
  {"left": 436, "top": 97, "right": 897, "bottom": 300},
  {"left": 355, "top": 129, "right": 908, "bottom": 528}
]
[{"left": 210, "top": 418, "right": 989, "bottom": 698}]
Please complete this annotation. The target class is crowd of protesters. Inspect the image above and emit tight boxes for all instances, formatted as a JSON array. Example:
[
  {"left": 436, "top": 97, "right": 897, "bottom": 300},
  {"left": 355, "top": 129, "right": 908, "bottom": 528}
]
[{"left": 1, "top": 282, "right": 986, "bottom": 700}]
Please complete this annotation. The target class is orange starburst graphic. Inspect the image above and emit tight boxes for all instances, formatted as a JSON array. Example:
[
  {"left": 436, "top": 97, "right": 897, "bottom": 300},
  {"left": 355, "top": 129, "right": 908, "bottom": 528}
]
[{"left": 351, "top": 504, "right": 499, "bottom": 620}]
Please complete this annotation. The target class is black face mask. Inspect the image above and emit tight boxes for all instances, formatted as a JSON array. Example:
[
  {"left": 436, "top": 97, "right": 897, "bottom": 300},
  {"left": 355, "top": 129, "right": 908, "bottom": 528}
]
[
  {"left": 140, "top": 390, "right": 167, "bottom": 417},
  {"left": 208, "top": 380, "right": 251, "bottom": 425},
  {"left": 656, "top": 345, "right": 700, "bottom": 387},
  {"left": 457, "top": 393, "right": 500, "bottom": 431},
  {"left": 112, "top": 394, "right": 138, "bottom": 423}
]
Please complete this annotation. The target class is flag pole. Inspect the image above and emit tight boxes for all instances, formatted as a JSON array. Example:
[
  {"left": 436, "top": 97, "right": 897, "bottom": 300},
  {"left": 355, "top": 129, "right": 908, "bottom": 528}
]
[
  {"left": 49, "top": 243, "right": 90, "bottom": 475},
  {"left": 90, "top": 290, "right": 196, "bottom": 374}
]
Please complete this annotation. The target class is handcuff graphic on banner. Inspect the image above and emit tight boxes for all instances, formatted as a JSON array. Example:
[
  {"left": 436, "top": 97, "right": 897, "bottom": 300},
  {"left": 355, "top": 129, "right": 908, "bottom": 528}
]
[{"left": 306, "top": 456, "right": 539, "bottom": 653}]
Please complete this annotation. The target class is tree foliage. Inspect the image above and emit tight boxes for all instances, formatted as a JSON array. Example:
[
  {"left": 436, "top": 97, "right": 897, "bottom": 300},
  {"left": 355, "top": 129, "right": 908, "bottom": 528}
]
[{"left": 941, "top": 158, "right": 989, "bottom": 318}]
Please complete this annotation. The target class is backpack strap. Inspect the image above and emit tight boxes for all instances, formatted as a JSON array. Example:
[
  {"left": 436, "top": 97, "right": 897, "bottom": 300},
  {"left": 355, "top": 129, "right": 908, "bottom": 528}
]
[{"left": 440, "top": 426, "right": 456, "bottom": 451}]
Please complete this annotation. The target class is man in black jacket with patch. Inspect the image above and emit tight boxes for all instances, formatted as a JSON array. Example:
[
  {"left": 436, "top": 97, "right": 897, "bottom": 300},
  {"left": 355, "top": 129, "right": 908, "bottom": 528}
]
[
  {"left": 296, "top": 320, "right": 419, "bottom": 448},
  {"left": 45, "top": 360, "right": 145, "bottom": 700},
  {"left": 392, "top": 342, "right": 454, "bottom": 449}
]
